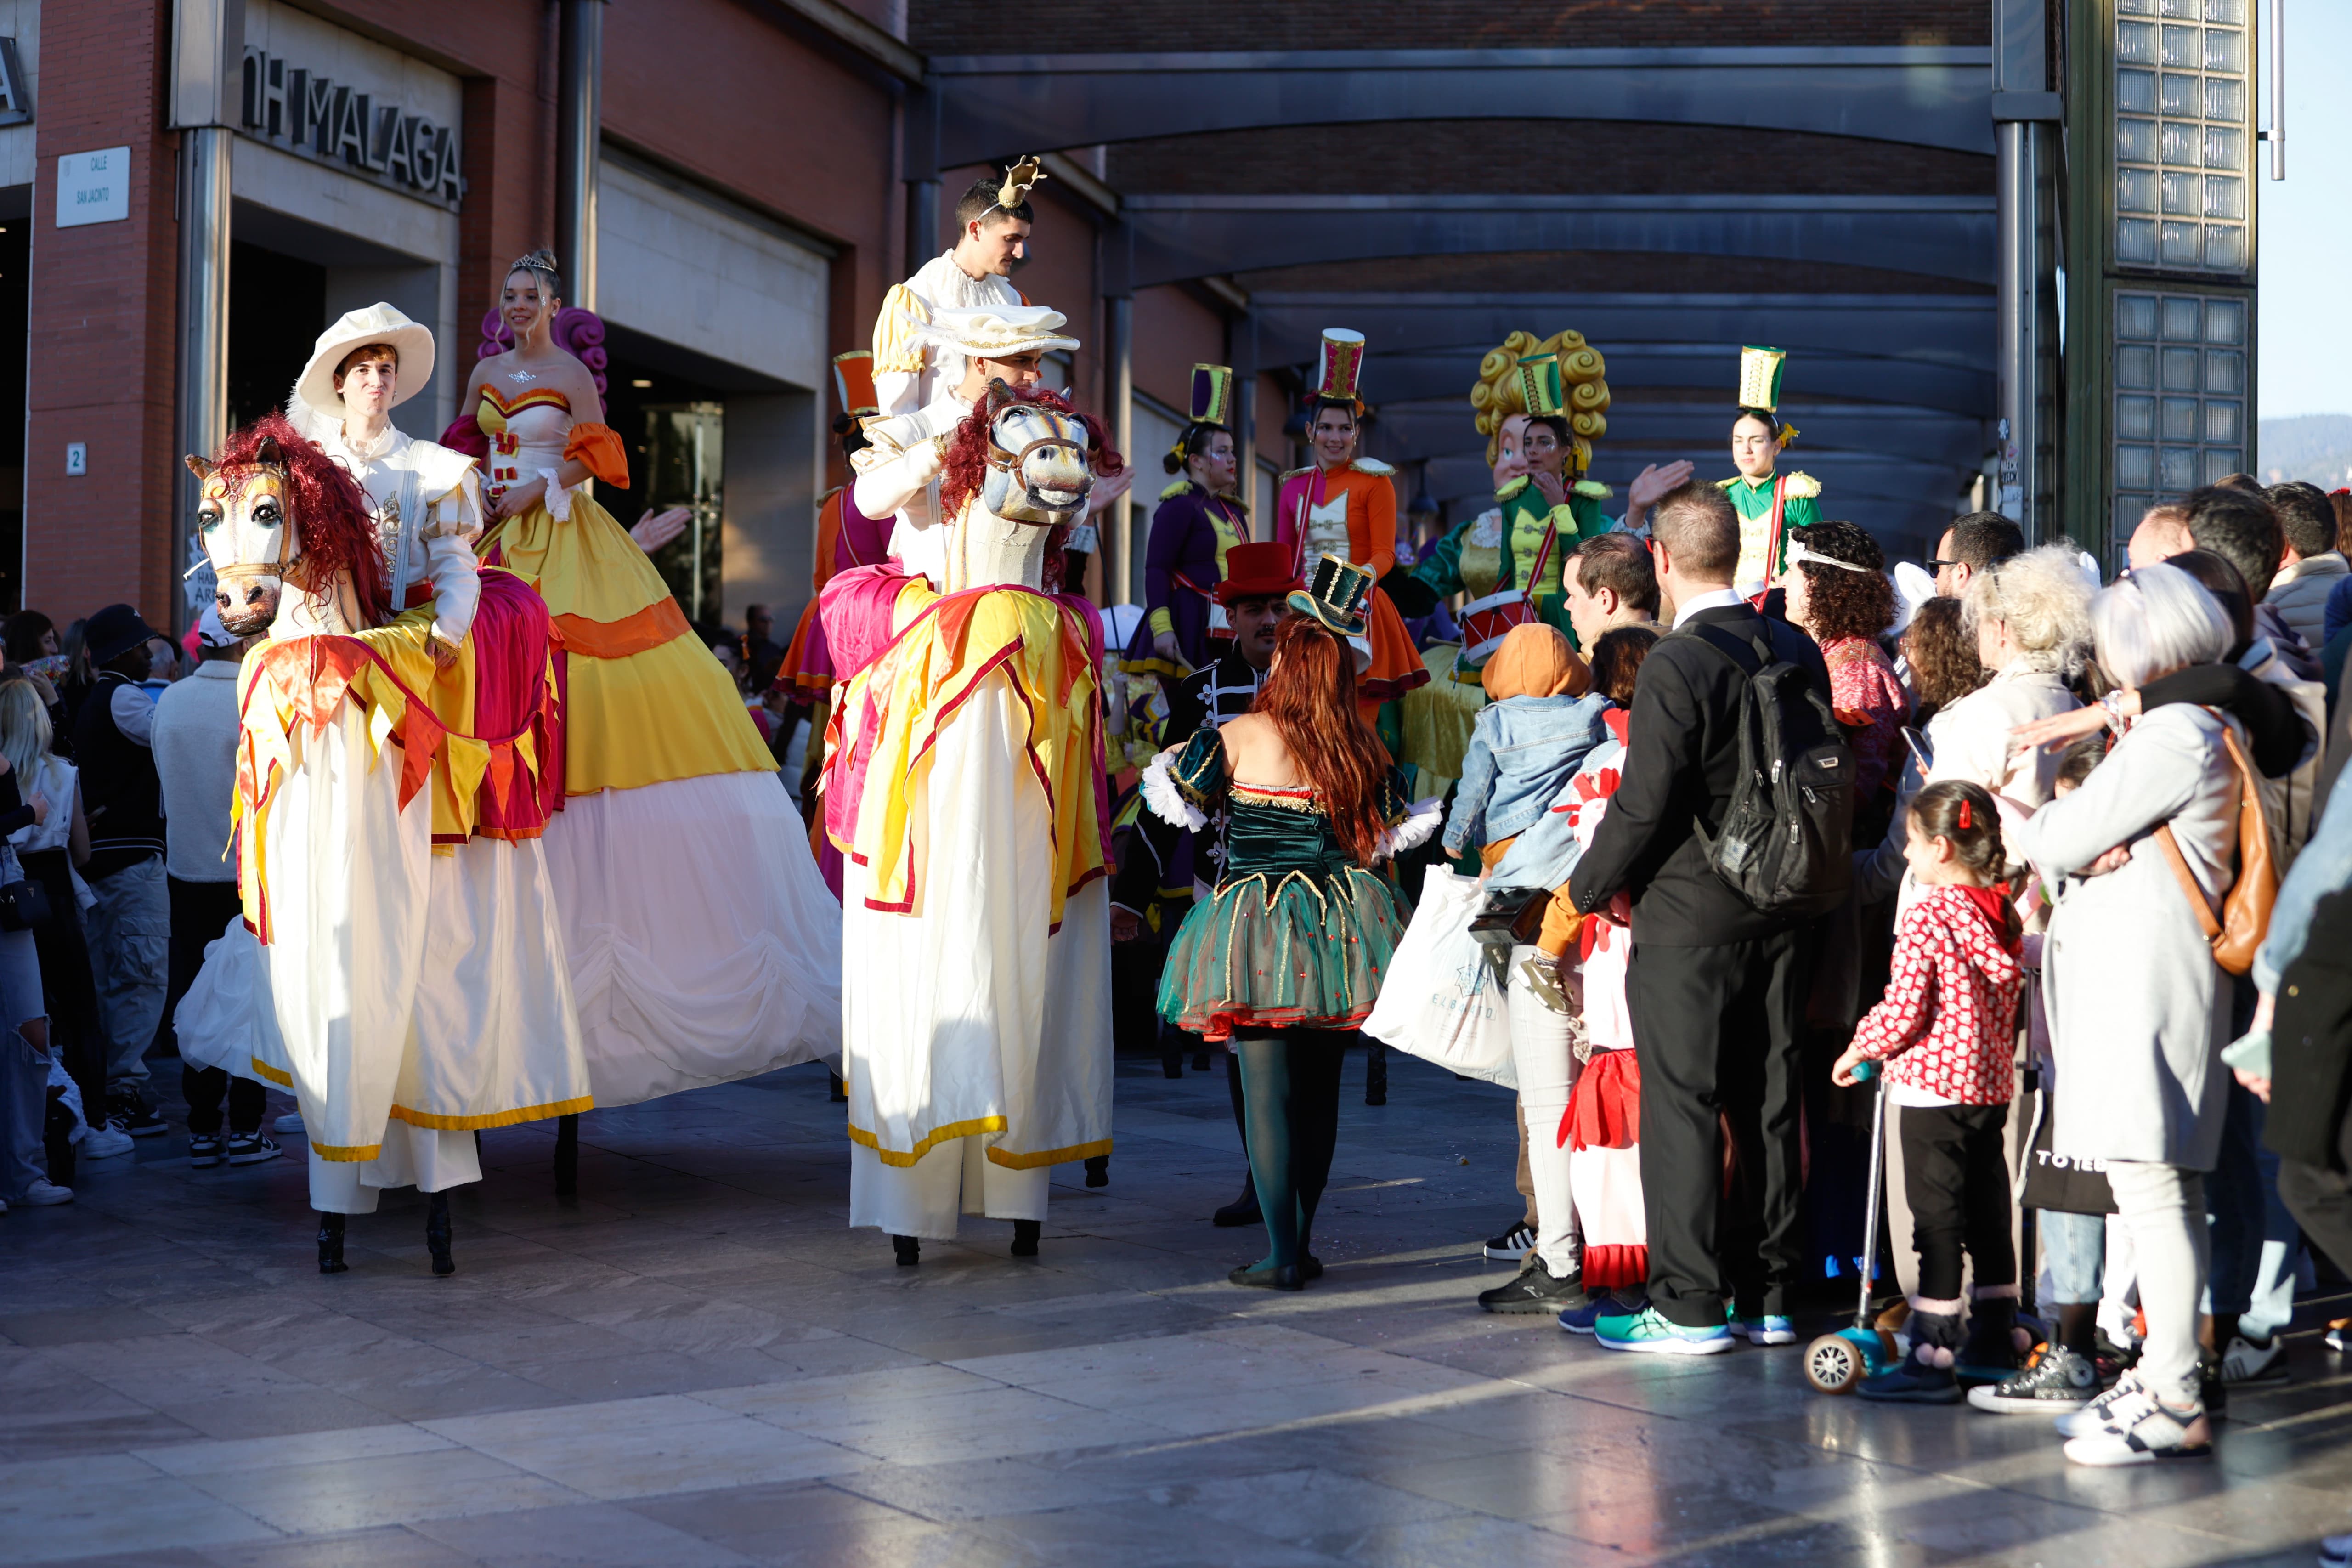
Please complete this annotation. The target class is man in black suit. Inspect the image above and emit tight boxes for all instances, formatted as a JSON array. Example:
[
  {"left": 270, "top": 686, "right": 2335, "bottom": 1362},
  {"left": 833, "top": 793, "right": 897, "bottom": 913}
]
[{"left": 1566, "top": 481, "right": 1832, "bottom": 1355}]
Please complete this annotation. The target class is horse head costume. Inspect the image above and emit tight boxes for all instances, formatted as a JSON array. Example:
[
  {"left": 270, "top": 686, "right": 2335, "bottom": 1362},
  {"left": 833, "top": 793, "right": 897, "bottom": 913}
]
[
  {"left": 190, "top": 416, "right": 392, "bottom": 639},
  {"left": 820, "top": 381, "right": 1120, "bottom": 1258},
  {"left": 182, "top": 412, "right": 585, "bottom": 1277}
]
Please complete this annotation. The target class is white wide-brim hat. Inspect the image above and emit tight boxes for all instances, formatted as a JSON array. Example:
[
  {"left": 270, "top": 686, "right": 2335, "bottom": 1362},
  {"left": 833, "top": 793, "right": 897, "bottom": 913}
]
[
  {"left": 288, "top": 303, "right": 436, "bottom": 427},
  {"left": 925, "top": 304, "right": 1080, "bottom": 360}
]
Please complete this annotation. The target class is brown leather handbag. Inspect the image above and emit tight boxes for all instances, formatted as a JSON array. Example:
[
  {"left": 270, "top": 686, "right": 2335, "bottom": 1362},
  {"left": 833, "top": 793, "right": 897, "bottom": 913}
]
[{"left": 2153, "top": 723, "right": 2275, "bottom": 976}]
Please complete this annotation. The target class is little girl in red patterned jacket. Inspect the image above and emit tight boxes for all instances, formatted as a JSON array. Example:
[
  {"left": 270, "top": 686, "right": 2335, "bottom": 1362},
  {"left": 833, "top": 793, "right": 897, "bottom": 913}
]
[{"left": 1833, "top": 779, "right": 2027, "bottom": 1403}]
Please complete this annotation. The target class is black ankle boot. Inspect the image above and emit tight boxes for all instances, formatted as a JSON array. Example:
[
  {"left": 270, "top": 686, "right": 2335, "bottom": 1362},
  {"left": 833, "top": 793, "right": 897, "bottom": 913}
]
[
  {"left": 1364, "top": 1045, "right": 1388, "bottom": 1107},
  {"left": 891, "top": 1234, "right": 920, "bottom": 1266},
  {"left": 1011, "top": 1219, "right": 1041, "bottom": 1257},
  {"left": 424, "top": 1192, "right": 454, "bottom": 1277},
  {"left": 317, "top": 1211, "right": 348, "bottom": 1274},
  {"left": 1083, "top": 1155, "right": 1108, "bottom": 1188}
]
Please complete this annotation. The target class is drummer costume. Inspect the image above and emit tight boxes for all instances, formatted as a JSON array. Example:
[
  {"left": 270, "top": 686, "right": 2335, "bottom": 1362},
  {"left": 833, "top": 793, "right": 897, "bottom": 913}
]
[
  {"left": 1721, "top": 345, "right": 1821, "bottom": 596},
  {"left": 1131, "top": 365, "right": 1249, "bottom": 677},
  {"left": 1272, "top": 331, "right": 1428, "bottom": 711}
]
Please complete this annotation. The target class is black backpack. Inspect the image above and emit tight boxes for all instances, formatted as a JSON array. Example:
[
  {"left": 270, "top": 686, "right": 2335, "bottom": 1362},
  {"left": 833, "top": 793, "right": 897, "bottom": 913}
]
[{"left": 1688, "top": 624, "right": 1853, "bottom": 918}]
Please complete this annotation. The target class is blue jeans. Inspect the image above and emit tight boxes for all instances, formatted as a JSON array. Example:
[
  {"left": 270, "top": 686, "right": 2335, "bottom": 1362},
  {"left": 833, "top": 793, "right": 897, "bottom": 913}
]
[
  {"left": 0, "top": 921, "right": 50, "bottom": 1200},
  {"left": 2204, "top": 1080, "right": 2299, "bottom": 1336},
  {"left": 2040, "top": 1208, "right": 2106, "bottom": 1306}
]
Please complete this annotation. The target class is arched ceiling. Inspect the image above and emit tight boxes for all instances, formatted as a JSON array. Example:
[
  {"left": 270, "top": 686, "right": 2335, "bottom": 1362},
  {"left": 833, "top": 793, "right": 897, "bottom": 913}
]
[{"left": 906, "top": 5, "right": 2001, "bottom": 556}]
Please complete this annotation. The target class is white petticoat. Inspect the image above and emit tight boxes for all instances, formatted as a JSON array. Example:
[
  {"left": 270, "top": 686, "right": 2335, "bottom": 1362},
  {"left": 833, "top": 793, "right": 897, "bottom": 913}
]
[{"left": 540, "top": 769, "right": 843, "bottom": 1107}]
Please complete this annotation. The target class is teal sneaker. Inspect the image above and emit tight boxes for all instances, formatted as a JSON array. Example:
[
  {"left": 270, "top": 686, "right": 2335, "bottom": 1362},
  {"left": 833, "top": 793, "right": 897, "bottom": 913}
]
[
  {"left": 1735, "top": 1315, "right": 1797, "bottom": 1346},
  {"left": 1595, "top": 1304, "right": 1737, "bottom": 1356}
]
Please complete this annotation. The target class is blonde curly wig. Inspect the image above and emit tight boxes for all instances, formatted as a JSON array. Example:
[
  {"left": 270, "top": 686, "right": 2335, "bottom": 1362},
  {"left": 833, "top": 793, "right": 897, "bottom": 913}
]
[{"left": 1471, "top": 328, "right": 1611, "bottom": 470}]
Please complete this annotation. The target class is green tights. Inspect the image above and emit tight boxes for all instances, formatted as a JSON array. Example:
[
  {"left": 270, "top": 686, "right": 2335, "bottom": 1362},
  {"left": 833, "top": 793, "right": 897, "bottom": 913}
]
[{"left": 1235, "top": 1030, "right": 1349, "bottom": 1269}]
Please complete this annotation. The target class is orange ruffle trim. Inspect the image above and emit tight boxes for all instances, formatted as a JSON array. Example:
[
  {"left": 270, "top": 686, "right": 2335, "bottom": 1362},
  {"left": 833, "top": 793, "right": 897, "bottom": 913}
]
[{"left": 554, "top": 598, "right": 692, "bottom": 661}]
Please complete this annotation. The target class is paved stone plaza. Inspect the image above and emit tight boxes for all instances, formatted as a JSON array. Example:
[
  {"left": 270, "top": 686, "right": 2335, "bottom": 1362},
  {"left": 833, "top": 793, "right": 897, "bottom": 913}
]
[{"left": 2, "top": 1051, "right": 2346, "bottom": 1568}]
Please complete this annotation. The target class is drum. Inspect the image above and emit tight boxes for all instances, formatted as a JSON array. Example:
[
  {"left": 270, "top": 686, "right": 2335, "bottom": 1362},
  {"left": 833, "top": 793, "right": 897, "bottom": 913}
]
[{"left": 1459, "top": 588, "right": 1538, "bottom": 666}]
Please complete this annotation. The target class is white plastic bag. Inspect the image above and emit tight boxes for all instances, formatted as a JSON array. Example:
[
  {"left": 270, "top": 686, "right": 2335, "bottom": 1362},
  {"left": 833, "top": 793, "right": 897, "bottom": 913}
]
[{"left": 1364, "top": 868, "right": 1516, "bottom": 1087}]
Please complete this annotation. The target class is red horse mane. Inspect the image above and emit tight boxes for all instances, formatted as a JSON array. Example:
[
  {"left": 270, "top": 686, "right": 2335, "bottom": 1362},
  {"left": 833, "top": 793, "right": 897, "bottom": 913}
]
[
  {"left": 212, "top": 412, "right": 392, "bottom": 627},
  {"left": 939, "top": 384, "right": 1125, "bottom": 521}
]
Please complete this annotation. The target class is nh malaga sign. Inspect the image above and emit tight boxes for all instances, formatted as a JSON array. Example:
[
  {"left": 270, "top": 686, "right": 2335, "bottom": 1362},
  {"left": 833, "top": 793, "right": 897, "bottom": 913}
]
[{"left": 240, "top": 48, "right": 464, "bottom": 209}]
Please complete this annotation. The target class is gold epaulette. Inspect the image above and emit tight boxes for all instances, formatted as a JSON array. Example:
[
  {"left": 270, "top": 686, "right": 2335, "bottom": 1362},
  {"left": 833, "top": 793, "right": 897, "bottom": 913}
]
[
  {"left": 1573, "top": 479, "right": 1613, "bottom": 500},
  {"left": 1784, "top": 471, "right": 1821, "bottom": 499},
  {"left": 1351, "top": 457, "right": 1395, "bottom": 476},
  {"left": 820, "top": 485, "right": 845, "bottom": 505},
  {"left": 1495, "top": 475, "right": 1532, "bottom": 501},
  {"left": 1715, "top": 475, "right": 1740, "bottom": 490},
  {"left": 1159, "top": 479, "right": 1197, "bottom": 501},
  {"left": 1280, "top": 465, "right": 1314, "bottom": 482}
]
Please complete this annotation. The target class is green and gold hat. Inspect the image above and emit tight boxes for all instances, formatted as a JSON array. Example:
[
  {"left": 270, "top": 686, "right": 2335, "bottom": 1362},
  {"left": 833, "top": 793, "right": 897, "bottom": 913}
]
[
  {"left": 1736, "top": 345, "right": 1787, "bottom": 413},
  {"left": 1189, "top": 364, "right": 1234, "bottom": 427},
  {"left": 1288, "top": 553, "right": 1374, "bottom": 638},
  {"left": 1513, "top": 352, "right": 1566, "bottom": 419}
]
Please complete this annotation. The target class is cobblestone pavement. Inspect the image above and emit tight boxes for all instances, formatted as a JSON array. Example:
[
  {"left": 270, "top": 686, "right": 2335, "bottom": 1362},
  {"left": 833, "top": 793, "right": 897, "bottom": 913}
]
[{"left": 3, "top": 1050, "right": 2346, "bottom": 1567}]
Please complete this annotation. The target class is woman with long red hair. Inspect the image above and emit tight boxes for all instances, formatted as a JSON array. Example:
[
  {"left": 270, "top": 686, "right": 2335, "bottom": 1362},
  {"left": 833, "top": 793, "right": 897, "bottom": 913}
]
[{"left": 1145, "top": 557, "right": 1438, "bottom": 1290}]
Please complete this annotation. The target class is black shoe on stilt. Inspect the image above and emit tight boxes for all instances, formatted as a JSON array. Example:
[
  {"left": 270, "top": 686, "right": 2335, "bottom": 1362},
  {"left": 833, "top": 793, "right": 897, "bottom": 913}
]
[
  {"left": 826, "top": 1071, "right": 848, "bottom": 1104},
  {"left": 891, "top": 1234, "right": 921, "bottom": 1267},
  {"left": 1011, "top": 1219, "right": 1041, "bottom": 1257},
  {"left": 425, "top": 1192, "right": 455, "bottom": 1277},
  {"left": 1083, "top": 1155, "right": 1109, "bottom": 1188},
  {"left": 1364, "top": 1044, "right": 1388, "bottom": 1107},
  {"left": 317, "top": 1211, "right": 348, "bottom": 1275},
  {"left": 1193, "top": 1049, "right": 1211, "bottom": 1071},
  {"left": 1212, "top": 1176, "right": 1261, "bottom": 1228}
]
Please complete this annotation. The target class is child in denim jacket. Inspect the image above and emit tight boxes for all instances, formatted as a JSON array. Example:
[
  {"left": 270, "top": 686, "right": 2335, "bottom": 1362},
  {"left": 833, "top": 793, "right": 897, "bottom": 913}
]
[{"left": 1443, "top": 623, "right": 1606, "bottom": 861}]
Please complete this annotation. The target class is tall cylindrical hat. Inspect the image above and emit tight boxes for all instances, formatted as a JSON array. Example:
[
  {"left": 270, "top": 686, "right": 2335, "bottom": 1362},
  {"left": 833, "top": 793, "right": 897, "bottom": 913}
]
[
  {"left": 1736, "top": 345, "right": 1787, "bottom": 413},
  {"left": 1512, "top": 353, "right": 1566, "bottom": 419},
  {"left": 1189, "top": 364, "right": 1234, "bottom": 426},
  {"left": 832, "top": 350, "right": 879, "bottom": 419},
  {"left": 1316, "top": 329, "right": 1366, "bottom": 404}
]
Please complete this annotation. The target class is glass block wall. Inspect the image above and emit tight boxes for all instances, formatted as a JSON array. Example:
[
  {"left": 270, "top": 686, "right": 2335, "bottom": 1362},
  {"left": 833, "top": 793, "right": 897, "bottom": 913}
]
[
  {"left": 2110, "top": 289, "right": 2249, "bottom": 540},
  {"left": 2112, "top": 0, "right": 2252, "bottom": 275}
]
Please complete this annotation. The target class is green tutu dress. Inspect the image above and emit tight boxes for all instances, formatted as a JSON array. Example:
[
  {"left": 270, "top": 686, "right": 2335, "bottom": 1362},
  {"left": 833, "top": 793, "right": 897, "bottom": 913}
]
[{"left": 1148, "top": 727, "right": 1427, "bottom": 1042}]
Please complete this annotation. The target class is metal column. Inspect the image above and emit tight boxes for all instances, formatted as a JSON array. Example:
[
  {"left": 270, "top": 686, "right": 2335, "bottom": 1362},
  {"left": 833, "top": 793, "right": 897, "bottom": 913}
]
[
  {"left": 1995, "top": 119, "right": 2037, "bottom": 536},
  {"left": 1234, "top": 310, "right": 1259, "bottom": 530},
  {"left": 1109, "top": 294, "right": 1134, "bottom": 604},
  {"left": 169, "top": 0, "right": 243, "bottom": 636},
  {"left": 556, "top": 0, "right": 604, "bottom": 309}
]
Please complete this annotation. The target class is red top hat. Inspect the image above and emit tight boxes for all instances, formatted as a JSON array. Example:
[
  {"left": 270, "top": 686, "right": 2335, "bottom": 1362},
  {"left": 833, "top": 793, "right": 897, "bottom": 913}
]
[{"left": 1215, "top": 541, "right": 1304, "bottom": 604}]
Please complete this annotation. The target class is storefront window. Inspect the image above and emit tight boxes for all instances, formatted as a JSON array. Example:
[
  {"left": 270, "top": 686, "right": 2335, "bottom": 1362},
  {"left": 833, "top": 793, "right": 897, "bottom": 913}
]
[{"left": 640, "top": 402, "right": 725, "bottom": 628}]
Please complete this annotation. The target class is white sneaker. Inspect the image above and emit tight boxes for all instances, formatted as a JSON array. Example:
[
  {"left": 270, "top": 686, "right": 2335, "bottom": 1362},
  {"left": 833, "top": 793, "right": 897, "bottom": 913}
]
[
  {"left": 2219, "top": 1333, "right": 2288, "bottom": 1385},
  {"left": 79, "top": 1125, "right": 136, "bottom": 1160},
  {"left": 2062, "top": 1393, "right": 2211, "bottom": 1466},
  {"left": 273, "top": 1111, "right": 305, "bottom": 1135},
  {"left": 2054, "top": 1370, "right": 2144, "bottom": 1438},
  {"left": 1483, "top": 1222, "right": 1534, "bottom": 1262},
  {"left": 2317, "top": 1529, "right": 2350, "bottom": 1567},
  {"left": 15, "top": 1179, "right": 73, "bottom": 1206}
]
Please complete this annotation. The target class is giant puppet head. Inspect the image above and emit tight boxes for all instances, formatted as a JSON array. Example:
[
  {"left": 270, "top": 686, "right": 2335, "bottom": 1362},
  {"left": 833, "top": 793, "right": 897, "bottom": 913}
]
[{"left": 187, "top": 413, "right": 390, "bottom": 638}]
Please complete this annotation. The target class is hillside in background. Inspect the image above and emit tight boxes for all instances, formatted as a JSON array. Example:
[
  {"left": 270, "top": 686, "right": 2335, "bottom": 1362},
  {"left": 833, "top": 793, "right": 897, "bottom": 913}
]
[{"left": 2261, "top": 414, "right": 2352, "bottom": 487}]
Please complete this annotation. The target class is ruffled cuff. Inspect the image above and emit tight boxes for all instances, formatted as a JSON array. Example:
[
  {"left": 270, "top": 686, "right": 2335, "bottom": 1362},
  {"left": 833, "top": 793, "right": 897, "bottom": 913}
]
[
  {"left": 539, "top": 468, "right": 572, "bottom": 522},
  {"left": 1140, "top": 751, "right": 1207, "bottom": 831},
  {"left": 1377, "top": 796, "right": 1444, "bottom": 859}
]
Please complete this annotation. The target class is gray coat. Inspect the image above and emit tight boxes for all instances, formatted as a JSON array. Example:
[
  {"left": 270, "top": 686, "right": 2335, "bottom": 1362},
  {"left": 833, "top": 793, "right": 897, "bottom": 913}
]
[{"left": 2013, "top": 705, "right": 2239, "bottom": 1170}]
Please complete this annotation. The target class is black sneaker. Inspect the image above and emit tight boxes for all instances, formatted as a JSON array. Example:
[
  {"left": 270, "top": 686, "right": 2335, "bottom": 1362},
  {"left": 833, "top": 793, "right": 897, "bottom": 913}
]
[
  {"left": 2093, "top": 1325, "right": 2138, "bottom": 1383},
  {"left": 1860, "top": 1350, "right": 1963, "bottom": 1404},
  {"left": 1482, "top": 1221, "right": 1534, "bottom": 1262},
  {"left": 225, "top": 1132, "right": 282, "bottom": 1167},
  {"left": 1479, "top": 1255, "right": 1587, "bottom": 1314},
  {"left": 2198, "top": 1352, "right": 2229, "bottom": 1421},
  {"left": 107, "top": 1099, "right": 167, "bottom": 1138},
  {"left": 188, "top": 1132, "right": 224, "bottom": 1168},
  {"left": 1968, "top": 1342, "right": 2099, "bottom": 1413}
]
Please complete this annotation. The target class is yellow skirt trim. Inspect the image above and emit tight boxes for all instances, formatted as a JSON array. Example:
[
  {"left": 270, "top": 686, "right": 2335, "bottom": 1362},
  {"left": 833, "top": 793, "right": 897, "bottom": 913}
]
[
  {"left": 249, "top": 1058, "right": 292, "bottom": 1088},
  {"left": 389, "top": 1096, "right": 594, "bottom": 1131},
  {"left": 847, "top": 1114, "right": 1009, "bottom": 1168},
  {"left": 310, "top": 1141, "right": 384, "bottom": 1163},
  {"left": 986, "top": 1138, "right": 1114, "bottom": 1169}
]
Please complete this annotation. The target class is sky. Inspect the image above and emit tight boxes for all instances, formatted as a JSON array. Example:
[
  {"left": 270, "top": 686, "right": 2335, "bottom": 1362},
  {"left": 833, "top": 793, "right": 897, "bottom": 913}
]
[{"left": 2256, "top": 0, "right": 2352, "bottom": 419}]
